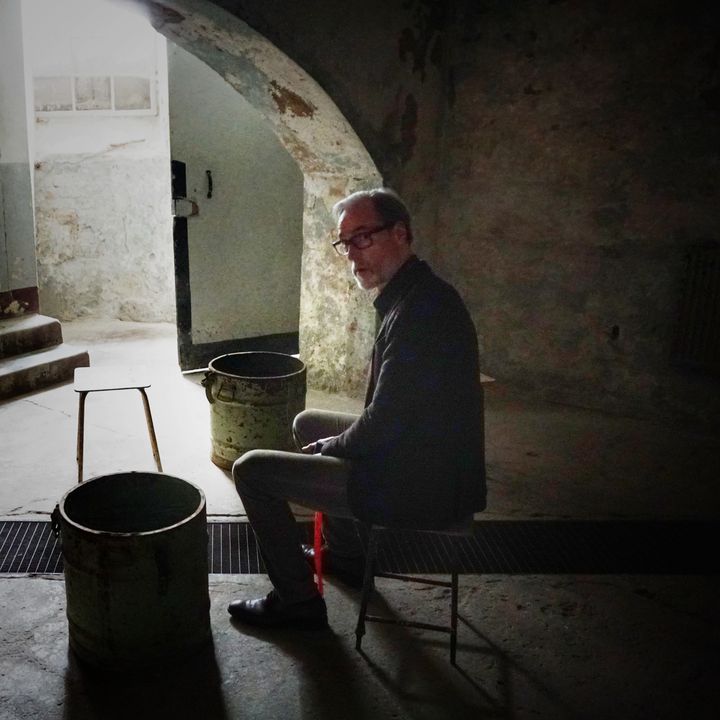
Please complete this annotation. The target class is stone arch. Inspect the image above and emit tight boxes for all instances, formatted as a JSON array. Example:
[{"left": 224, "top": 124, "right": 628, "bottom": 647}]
[{"left": 145, "top": 0, "right": 381, "bottom": 395}]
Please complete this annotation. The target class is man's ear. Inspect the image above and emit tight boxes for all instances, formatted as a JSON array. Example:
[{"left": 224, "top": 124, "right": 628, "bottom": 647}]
[{"left": 393, "top": 222, "right": 410, "bottom": 245}]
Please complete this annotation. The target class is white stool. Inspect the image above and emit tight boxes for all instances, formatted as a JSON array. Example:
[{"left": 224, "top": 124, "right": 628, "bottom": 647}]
[{"left": 74, "top": 367, "right": 163, "bottom": 483}]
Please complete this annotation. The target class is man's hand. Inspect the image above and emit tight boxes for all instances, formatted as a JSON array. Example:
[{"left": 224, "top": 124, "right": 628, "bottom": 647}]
[{"left": 301, "top": 436, "right": 336, "bottom": 454}]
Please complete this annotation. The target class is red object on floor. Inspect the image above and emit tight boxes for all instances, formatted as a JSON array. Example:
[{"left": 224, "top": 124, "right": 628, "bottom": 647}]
[{"left": 313, "top": 511, "right": 324, "bottom": 595}]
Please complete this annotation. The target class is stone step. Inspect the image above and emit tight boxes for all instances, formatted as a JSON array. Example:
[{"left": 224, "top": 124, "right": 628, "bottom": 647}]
[
  {"left": 0, "top": 344, "right": 90, "bottom": 401},
  {"left": 0, "top": 314, "right": 63, "bottom": 359}
]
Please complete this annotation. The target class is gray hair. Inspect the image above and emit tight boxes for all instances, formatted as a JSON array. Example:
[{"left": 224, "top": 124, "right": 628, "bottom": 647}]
[{"left": 332, "top": 187, "right": 413, "bottom": 243}]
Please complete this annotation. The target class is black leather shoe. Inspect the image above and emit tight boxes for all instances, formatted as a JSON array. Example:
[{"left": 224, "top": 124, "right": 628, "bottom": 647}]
[
  {"left": 302, "top": 544, "right": 366, "bottom": 590},
  {"left": 228, "top": 590, "right": 328, "bottom": 629}
]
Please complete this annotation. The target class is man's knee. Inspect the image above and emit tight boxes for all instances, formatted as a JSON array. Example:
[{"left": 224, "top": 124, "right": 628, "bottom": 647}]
[
  {"left": 292, "top": 409, "right": 315, "bottom": 447},
  {"left": 232, "top": 449, "right": 271, "bottom": 497}
]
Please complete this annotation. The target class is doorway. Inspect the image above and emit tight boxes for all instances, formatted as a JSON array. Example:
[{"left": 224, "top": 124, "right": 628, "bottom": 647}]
[{"left": 167, "top": 42, "right": 303, "bottom": 370}]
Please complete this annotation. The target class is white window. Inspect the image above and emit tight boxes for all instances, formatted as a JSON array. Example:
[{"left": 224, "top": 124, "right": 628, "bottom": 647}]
[{"left": 34, "top": 74, "right": 155, "bottom": 115}]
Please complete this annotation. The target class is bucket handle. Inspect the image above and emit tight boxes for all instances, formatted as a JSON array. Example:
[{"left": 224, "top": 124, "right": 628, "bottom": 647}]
[
  {"left": 202, "top": 372, "right": 238, "bottom": 403},
  {"left": 51, "top": 504, "right": 61, "bottom": 538},
  {"left": 202, "top": 371, "right": 216, "bottom": 404}
]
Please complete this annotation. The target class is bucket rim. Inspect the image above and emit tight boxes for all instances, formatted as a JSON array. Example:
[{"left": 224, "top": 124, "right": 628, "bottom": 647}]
[
  {"left": 208, "top": 351, "right": 306, "bottom": 380},
  {"left": 57, "top": 471, "right": 206, "bottom": 537}
]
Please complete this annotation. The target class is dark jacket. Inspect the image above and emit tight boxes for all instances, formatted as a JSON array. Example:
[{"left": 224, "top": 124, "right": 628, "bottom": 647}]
[{"left": 321, "top": 255, "right": 486, "bottom": 528}]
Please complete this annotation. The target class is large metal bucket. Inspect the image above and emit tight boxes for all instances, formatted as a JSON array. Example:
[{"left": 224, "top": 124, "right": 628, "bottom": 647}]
[
  {"left": 203, "top": 351, "right": 306, "bottom": 469},
  {"left": 54, "top": 472, "right": 211, "bottom": 671}
]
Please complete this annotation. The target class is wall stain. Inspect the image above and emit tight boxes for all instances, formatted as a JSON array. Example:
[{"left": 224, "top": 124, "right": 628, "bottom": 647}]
[
  {"left": 398, "top": 0, "right": 447, "bottom": 80},
  {"left": 269, "top": 81, "right": 316, "bottom": 118},
  {"left": 147, "top": 2, "right": 185, "bottom": 28},
  {"left": 400, "top": 93, "right": 418, "bottom": 164},
  {"left": 379, "top": 90, "right": 419, "bottom": 172}
]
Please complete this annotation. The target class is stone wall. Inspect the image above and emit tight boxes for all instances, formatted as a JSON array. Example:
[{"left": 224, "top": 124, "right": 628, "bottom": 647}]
[
  {"left": 435, "top": 0, "right": 720, "bottom": 424},
  {"left": 208, "top": 0, "right": 720, "bottom": 422},
  {"left": 157, "top": 0, "right": 720, "bottom": 423}
]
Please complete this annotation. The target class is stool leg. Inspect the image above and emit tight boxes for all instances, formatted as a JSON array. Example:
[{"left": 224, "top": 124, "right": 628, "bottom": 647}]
[
  {"left": 451, "top": 570, "right": 459, "bottom": 665},
  {"left": 450, "top": 539, "right": 461, "bottom": 665},
  {"left": 355, "top": 529, "right": 378, "bottom": 651},
  {"left": 76, "top": 391, "right": 88, "bottom": 483},
  {"left": 138, "top": 388, "right": 163, "bottom": 472}
]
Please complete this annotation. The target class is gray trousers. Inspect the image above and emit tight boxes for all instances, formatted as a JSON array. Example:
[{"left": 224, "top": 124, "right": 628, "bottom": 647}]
[{"left": 233, "top": 409, "right": 364, "bottom": 604}]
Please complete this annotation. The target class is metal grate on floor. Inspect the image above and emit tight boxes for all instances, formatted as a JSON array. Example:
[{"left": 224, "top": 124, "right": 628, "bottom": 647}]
[
  {"left": 207, "top": 521, "right": 266, "bottom": 574},
  {"left": 0, "top": 521, "right": 268, "bottom": 575},
  {"left": 1, "top": 520, "right": 718, "bottom": 575},
  {"left": 0, "top": 521, "right": 63, "bottom": 574}
]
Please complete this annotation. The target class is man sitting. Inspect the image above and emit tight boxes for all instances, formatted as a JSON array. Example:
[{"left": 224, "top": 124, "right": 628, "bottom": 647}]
[{"left": 229, "top": 188, "right": 486, "bottom": 628}]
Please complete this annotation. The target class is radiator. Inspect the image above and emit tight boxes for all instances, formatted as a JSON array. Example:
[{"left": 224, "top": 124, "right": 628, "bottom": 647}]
[{"left": 672, "top": 241, "right": 720, "bottom": 374}]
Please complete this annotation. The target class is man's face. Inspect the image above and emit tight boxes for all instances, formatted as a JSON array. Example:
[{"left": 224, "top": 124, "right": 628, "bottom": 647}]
[{"left": 337, "top": 198, "right": 412, "bottom": 291}]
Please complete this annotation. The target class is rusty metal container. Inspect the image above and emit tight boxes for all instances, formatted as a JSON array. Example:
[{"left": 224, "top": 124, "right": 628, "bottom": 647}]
[
  {"left": 202, "top": 351, "right": 306, "bottom": 469},
  {"left": 54, "top": 472, "right": 210, "bottom": 671}
]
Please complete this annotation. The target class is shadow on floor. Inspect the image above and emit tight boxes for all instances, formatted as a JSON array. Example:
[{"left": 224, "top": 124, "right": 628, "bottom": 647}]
[
  {"left": 62, "top": 640, "right": 228, "bottom": 720},
  {"left": 230, "top": 619, "right": 377, "bottom": 720},
  {"left": 353, "top": 590, "right": 510, "bottom": 719},
  {"left": 349, "top": 588, "right": 587, "bottom": 720},
  {"left": 451, "top": 613, "right": 580, "bottom": 720},
  {"left": 228, "top": 588, "right": 514, "bottom": 719}
]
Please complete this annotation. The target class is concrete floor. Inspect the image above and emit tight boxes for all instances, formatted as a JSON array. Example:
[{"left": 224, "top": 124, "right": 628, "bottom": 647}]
[{"left": 1, "top": 319, "right": 718, "bottom": 719}]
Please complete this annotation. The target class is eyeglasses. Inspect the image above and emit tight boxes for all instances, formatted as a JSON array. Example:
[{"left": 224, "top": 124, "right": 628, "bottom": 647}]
[{"left": 331, "top": 222, "right": 394, "bottom": 256}]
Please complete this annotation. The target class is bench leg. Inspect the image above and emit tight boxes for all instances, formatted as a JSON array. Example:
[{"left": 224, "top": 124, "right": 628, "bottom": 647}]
[
  {"left": 76, "top": 391, "right": 88, "bottom": 483},
  {"left": 355, "top": 530, "right": 379, "bottom": 651},
  {"left": 138, "top": 388, "right": 163, "bottom": 472}
]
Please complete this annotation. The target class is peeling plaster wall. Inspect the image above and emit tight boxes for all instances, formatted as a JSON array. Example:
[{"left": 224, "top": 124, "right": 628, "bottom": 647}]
[
  {"left": 0, "top": 0, "right": 37, "bottom": 314},
  {"left": 148, "top": 0, "right": 382, "bottom": 395},
  {"left": 299, "top": 174, "right": 378, "bottom": 398},
  {"left": 34, "top": 154, "right": 174, "bottom": 321},
  {"left": 436, "top": 0, "right": 720, "bottom": 424},
  {"left": 27, "top": 7, "right": 174, "bottom": 322},
  {"left": 191, "top": 0, "right": 454, "bottom": 394},
  {"left": 210, "top": 0, "right": 449, "bottom": 262},
  {"left": 150, "top": 0, "right": 448, "bottom": 394},
  {"left": 33, "top": 146, "right": 174, "bottom": 323}
]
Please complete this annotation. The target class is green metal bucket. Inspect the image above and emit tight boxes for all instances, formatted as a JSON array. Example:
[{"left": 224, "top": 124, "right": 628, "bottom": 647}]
[
  {"left": 54, "top": 472, "right": 211, "bottom": 671},
  {"left": 202, "top": 351, "right": 306, "bottom": 469}
]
